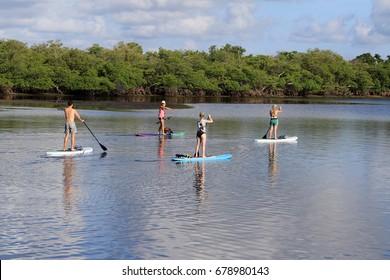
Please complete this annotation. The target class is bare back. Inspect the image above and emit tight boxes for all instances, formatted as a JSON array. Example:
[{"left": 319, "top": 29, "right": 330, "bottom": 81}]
[
  {"left": 270, "top": 107, "right": 282, "bottom": 118},
  {"left": 64, "top": 106, "right": 82, "bottom": 123},
  {"left": 270, "top": 109, "right": 278, "bottom": 118}
]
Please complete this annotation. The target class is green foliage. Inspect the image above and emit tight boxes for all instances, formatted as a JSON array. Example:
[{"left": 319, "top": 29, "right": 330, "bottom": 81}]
[
  {"left": 0, "top": 73, "right": 13, "bottom": 88},
  {"left": 0, "top": 39, "right": 389, "bottom": 96}
]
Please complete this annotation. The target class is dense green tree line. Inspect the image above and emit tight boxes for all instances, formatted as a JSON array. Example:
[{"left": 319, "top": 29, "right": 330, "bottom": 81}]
[{"left": 1, "top": 39, "right": 389, "bottom": 97}]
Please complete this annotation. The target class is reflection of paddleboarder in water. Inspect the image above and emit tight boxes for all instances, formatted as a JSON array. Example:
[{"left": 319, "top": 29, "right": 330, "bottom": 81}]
[
  {"left": 63, "top": 157, "right": 75, "bottom": 213},
  {"left": 157, "top": 135, "right": 166, "bottom": 171},
  {"left": 194, "top": 162, "right": 207, "bottom": 203},
  {"left": 158, "top": 135, "right": 165, "bottom": 158},
  {"left": 268, "top": 143, "right": 278, "bottom": 181}
]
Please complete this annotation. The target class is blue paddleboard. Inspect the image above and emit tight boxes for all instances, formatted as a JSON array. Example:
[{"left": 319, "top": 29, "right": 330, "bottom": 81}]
[{"left": 172, "top": 154, "right": 232, "bottom": 162}]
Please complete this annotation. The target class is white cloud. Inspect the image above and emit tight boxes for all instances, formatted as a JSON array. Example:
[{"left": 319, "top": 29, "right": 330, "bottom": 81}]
[
  {"left": 34, "top": 18, "right": 82, "bottom": 33},
  {"left": 225, "top": 2, "right": 256, "bottom": 31},
  {"left": 0, "top": 0, "right": 265, "bottom": 48},
  {"left": 115, "top": 10, "right": 187, "bottom": 25},
  {"left": 351, "top": 0, "right": 390, "bottom": 45},
  {"left": 0, "top": 0, "right": 388, "bottom": 58},
  {"left": 354, "top": 18, "right": 387, "bottom": 44},
  {"left": 184, "top": 39, "right": 198, "bottom": 50},
  {"left": 111, "top": 0, "right": 262, "bottom": 41},
  {"left": 289, "top": 0, "right": 390, "bottom": 49},
  {"left": 371, "top": 0, "right": 390, "bottom": 35},
  {"left": 291, "top": 16, "right": 351, "bottom": 43},
  {"left": 372, "top": 0, "right": 390, "bottom": 10},
  {"left": 131, "top": 25, "right": 157, "bottom": 38},
  {"left": 161, "top": 15, "right": 214, "bottom": 36}
]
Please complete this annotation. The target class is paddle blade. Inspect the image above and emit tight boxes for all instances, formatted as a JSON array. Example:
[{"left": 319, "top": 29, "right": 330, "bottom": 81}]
[{"left": 83, "top": 122, "right": 107, "bottom": 151}]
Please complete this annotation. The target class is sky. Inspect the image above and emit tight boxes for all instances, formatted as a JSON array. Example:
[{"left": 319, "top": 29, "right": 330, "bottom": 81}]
[{"left": 0, "top": 0, "right": 389, "bottom": 60}]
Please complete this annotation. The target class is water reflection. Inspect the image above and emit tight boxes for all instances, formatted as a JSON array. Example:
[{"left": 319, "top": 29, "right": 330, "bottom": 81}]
[
  {"left": 63, "top": 157, "right": 75, "bottom": 218},
  {"left": 158, "top": 135, "right": 167, "bottom": 171},
  {"left": 3, "top": 93, "right": 362, "bottom": 105},
  {"left": 194, "top": 162, "right": 208, "bottom": 203},
  {"left": 3, "top": 103, "right": 390, "bottom": 259},
  {"left": 268, "top": 143, "right": 278, "bottom": 184},
  {"left": 158, "top": 135, "right": 165, "bottom": 158}
]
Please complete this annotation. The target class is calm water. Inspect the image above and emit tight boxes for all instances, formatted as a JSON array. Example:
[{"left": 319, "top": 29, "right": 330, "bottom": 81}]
[{"left": 1, "top": 99, "right": 390, "bottom": 260}]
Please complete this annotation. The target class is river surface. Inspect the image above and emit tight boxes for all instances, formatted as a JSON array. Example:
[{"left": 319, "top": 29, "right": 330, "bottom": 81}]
[{"left": 1, "top": 99, "right": 390, "bottom": 259}]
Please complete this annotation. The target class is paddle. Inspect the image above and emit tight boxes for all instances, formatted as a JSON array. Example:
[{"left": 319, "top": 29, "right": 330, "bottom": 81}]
[
  {"left": 262, "top": 127, "right": 270, "bottom": 139},
  {"left": 83, "top": 122, "right": 108, "bottom": 151},
  {"left": 156, "top": 116, "right": 172, "bottom": 124}
]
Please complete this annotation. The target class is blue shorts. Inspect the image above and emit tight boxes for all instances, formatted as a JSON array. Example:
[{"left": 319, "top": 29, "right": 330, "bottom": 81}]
[{"left": 269, "top": 118, "right": 278, "bottom": 126}]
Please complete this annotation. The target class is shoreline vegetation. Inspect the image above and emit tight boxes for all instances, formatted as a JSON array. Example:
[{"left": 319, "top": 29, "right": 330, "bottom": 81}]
[
  {"left": 0, "top": 93, "right": 192, "bottom": 110},
  {"left": 1, "top": 92, "right": 387, "bottom": 112},
  {"left": 1, "top": 39, "right": 390, "bottom": 101}
]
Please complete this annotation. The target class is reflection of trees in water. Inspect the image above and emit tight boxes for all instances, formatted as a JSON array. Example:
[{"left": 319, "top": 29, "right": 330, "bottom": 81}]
[
  {"left": 194, "top": 162, "right": 208, "bottom": 203},
  {"left": 268, "top": 143, "right": 278, "bottom": 184}
]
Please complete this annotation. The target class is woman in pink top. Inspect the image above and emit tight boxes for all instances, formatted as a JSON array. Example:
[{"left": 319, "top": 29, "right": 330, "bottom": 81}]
[{"left": 158, "top": 100, "right": 173, "bottom": 134}]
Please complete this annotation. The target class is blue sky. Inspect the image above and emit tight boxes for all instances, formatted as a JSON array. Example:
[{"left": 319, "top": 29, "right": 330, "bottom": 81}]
[{"left": 0, "top": 0, "right": 389, "bottom": 60}]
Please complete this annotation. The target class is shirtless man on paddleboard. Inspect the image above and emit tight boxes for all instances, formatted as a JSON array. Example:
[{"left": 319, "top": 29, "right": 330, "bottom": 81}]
[{"left": 63, "top": 100, "right": 84, "bottom": 151}]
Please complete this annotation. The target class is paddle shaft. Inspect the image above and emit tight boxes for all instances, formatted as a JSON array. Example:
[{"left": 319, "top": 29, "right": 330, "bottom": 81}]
[
  {"left": 262, "top": 127, "right": 270, "bottom": 139},
  {"left": 83, "top": 122, "right": 107, "bottom": 151}
]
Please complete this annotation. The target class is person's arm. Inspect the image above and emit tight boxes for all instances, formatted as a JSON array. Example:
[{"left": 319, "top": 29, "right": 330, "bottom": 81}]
[
  {"left": 74, "top": 110, "right": 84, "bottom": 122},
  {"left": 207, "top": 115, "right": 213, "bottom": 123}
]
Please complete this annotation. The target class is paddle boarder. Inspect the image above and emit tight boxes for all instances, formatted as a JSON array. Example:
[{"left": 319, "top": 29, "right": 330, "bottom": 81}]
[
  {"left": 63, "top": 100, "right": 84, "bottom": 151},
  {"left": 268, "top": 104, "right": 282, "bottom": 139},
  {"left": 157, "top": 100, "right": 173, "bottom": 135},
  {"left": 194, "top": 112, "right": 213, "bottom": 158}
]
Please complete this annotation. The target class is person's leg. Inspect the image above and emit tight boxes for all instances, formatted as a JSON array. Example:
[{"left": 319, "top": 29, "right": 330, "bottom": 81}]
[
  {"left": 201, "top": 134, "right": 207, "bottom": 157},
  {"left": 274, "top": 125, "right": 278, "bottom": 139},
  {"left": 195, "top": 136, "right": 201, "bottom": 157},
  {"left": 158, "top": 120, "right": 161, "bottom": 134},
  {"left": 161, "top": 119, "right": 165, "bottom": 134},
  {"left": 71, "top": 133, "right": 76, "bottom": 151},
  {"left": 269, "top": 126, "right": 274, "bottom": 139},
  {"left": 63, "top": 133, "right": 69, "bottom": 150}
]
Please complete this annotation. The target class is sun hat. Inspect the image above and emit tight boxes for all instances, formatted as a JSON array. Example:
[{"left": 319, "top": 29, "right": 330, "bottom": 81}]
[{"left": 161, "top": 100, "right": 166, "bottom": 104}]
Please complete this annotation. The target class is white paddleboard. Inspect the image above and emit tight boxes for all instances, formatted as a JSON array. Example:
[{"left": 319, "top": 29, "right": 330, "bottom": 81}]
[
  {"left": 46, "top": 147, "right": 93, "bottom": 157},
  {"left": 255, "top": 136, "right": 298, "bottom": 143}
]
